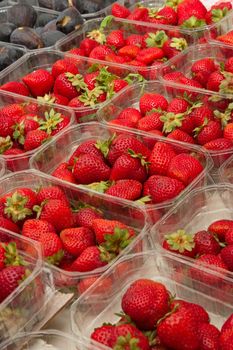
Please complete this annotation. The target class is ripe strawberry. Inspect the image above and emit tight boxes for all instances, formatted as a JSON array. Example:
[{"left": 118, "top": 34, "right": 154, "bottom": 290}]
[
  {"left": 106, "top": 179, "right": 142, "bottom": 200},
  {"left": 0, "top": 81, "right": 29, "bottom": 96},
  {"left": 163, "top": 71, "right": 185, "bottom": 83},
  {"left": 111, "top": 3, "right": 130, "bottom": 18},
  {"left": 203, "top": 138, "right": 233, "bottom": 152},
  {"left": 136, "top": 47, "right": 164, "bottom": 65},
  {"left": 190, "top": 105, "right": 214, "bottom": 127},
  {"left": 157, "top": 306, "right": 200, "bottom": 350},
  {"left": 194, "top": 120, "right": 222, "bottom": 145},
  {"left": 69, "top": 140, "right": 104, "bottom": 166},
  {"left": 117, "top": 108, "right": 142, "bottom": 127},
  {"left": 24, "top": 129, "right": 48, "bottom": 151},
  {"left": 143, "top": 175, "right": 185, "bottom": 203},
  {"left": 52, "top": 163, "right": 76, "bottom": 183},
  {"left": 22, "top": 69, "right": 54, "bottom": 97},
  {"left": 106, "top": 30, "right": 125, "bottom": 49},
  {"left": 51, "top": 59, "right": 79, "bottom": 79},
  {"left": 110, "top": 152, "right": 147, "bottom": 182},
  {"left": 222, "top": 313, "right": 233, "bottom": 332},
  {"left": 125, "top": 34, "right": 143, "bottom": 46},
  {"left": 67, "top": 48, "right": 85, "bottom": 57},
  {"left": 0, "top": 242, "right": 24, "bottom": 271},
  {"left": 37, "top": 185, "right": 69, "bottom": 204},
  {"left": 149, "top": 142, "right": 176, "bottom": 176},
  {"left": 73, "top": 207, "right": 102, "bottom": 229},
  {"left": 0, "top": 104, "right": 24, "bottom": 122},
  {"left": 177, "top": 0, "right": 207, "bottom": 26},
  {"left": 39, "top": 230, "right": 64, "bottom": 264},
  {"left": 118, "top": 45, "right": 141, "bottom": 59},
  {"left": 206, "top": 71, "right": 225, "bottom": 92},
  {"left": 110, "top": 324, "right": 150, "bottom": 350},
  {"left": 0, "top": 114, "right": 16, "bottom": 138},
  {"left": 72, "top": 154, "right": 111, "bottom": 184},
  {"left": 89, "top": 45, "right": 114, "bottom": 60},
  {"left": 163, "top": 230, "right": 196, "bottom": 258},
  {"left": 53, "top": 73, "right": 80, "bottom": 100},
  {"left": 225, "top": 56, "right": 233, "bottom": 73},
  {"left": 167, "top": 129, "right": 195, "bottom": 144},
  {"left": 127, "top": 7, "right": 149, "bottom": 21},
  {"left": 140, "top": 93, "right": 168, "bottom": 115},
  {"left": 167, "top": 98, "right": 190, "bottom": 114},
  {"left": 191, "top": 58, "right": 216, "bottom": 78},
  {"left": 70, "top": 246, "right": 108, "bottom": 272},
  {"left": 137, "top": 111, "right": 163, "bottom": 132},
  {"left": 163, "top": 38, "right": 188, "bottom": 59},
  {"left": 219, "top": 328, "right": 233, "bottom": 350},
  {"left": 22, "top": 219, "right": 55, "bottom": 241},
  {"left": 206, "top": 2, "right": 232, "bottom": 24},
  {"left": 91, "top": 325, "right": 115, "bottom": 347},
  {"left": 220, "top": 245, "right": 233, "bottom": 271},
  {"left": 60, "top": 227, "right": 95, "bottom": 257},
  {"left": 190, "top": 254, "right": 227, "bottom": 284},
  {"left": 225, "top": 228, "right": 233, "bottom": 245},
  {"left": 217, "top": 30, "right": 233, "bottom": 45},
  {"left": 170, "top": 299, "right": 209, "bottom": 324},
  {"left": 122, "top": 279, "right": 170, "bottom": 330},
  {"left": 224, "top": 123, "right": 233, "bottom": 141},
  {"left": 194, "top": 230, "right": 221, "bottom": 255},
  {"left": 0, "top": 265, "right": 27, "bottom": 302},
  {"left": 198, "top": 323, "right": 220, "bottom": 350},
  {"left": 208, "top": 219, "right": 233, "bottom": 241},
  {"left": 0, "top": 217, "right": 20, "bottom": 234},
  {"left": 157, "top": 6, "right": 178, "bottom": 25},
  {"left": 79, "top": 38, "right": 99, "bottom": 56},
  {"left": 113, "top": 79, "right": 128, "bottom": 93}
]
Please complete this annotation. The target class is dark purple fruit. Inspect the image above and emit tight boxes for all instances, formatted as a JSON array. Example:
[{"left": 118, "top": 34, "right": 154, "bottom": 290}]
[
  {"left": 38, "top": 0, "right": 83, "bottom": 12},
  {"left": 56, "top": 7, "right": 84, "bottom": 34},
  {"left": 10, "top": 27, "right": 44, "bottom": 50},
  {"left": 36, "top": 13, "right": 57, "bottom": 27},
  {"left": 7, "top": 4, "right": 37, "bottom": 28},
  {"left": 41, "top": 30, "right": 66, "bottom": 47},
  {"left": 43, "top": 19, "right": 57, "bottom": 33},
  {"left": 0, "top": 23, "right": 16, "bottom": 42},
  {"left": 0, "top": 46, "right": 24, "bottom": 72}
]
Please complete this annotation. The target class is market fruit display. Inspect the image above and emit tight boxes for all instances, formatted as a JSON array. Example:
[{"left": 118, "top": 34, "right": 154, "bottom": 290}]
[{"left": 90, "top": 277, "right": 233, "bottom": 350}]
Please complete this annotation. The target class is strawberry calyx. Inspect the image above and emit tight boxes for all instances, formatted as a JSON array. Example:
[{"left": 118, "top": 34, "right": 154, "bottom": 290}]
[
  {"left": 214, "top": 109, "right": 231, "bottom": 128},
  {"left": 87, "top": 29, "right": 106, "bottom": 44},
  {"left": 4, "top": 192, "right": 33, "bottom": 222},
  {"left": 193, "top": 118, "right": 209, "bottom": 137},
  {"left": 113, "top": 333, "right": 141, "bottom": 350},
  {"left": 156, "top": 304, "right": 179, "bottom": 326},
  {"left": 65, "top": 72, "right": 87, "bottom": 92},
  {"left": 148, "top": 8, "right": 158, "bottom": 18},
  {"left": 165, "top": 0, "right": 183, "bottom": 9},
  {"left": 0, "top": 136, "right": 13, "bottom": 154},
  {"left": 101, "top": 226, "right": 134, "bottom": 254},
  {"left": 164, "top": 230, "right": 195, "bottom": 253},
  {"left": 128, "top": 149, "right": 150, "bottom": 170},
  {"left": 170, "top": 37, "right": 188, "bottom": 51},
  {"left": 2, "top": 242, "right": 26, "bottom": 267},
  {"left": 160, "top": 112, "right": 185, "bottom": 133},
  {"left": 13, "top": 122, "right": 26, "bottom": 145},
  {"left": 124, "top": 73, "right": 145, "bottom": 84},
  {"left": 95, "top": 133, "right": 116, "bottom": 158},
  {"left": 33, "top": 200, "right": 48, "bottom": 219},
  {"left": 46, "top": 249, "right": 64, "bottom": 266},
  {"left": 82, "top": 181, "right": 112, "bottom": 193},
  {"left": 211, "top": 7, "right": 229, "bottom": 22},
  {"left": 142, "top": 330, "right": 157, "bottom": 347},
  {"left": 146, "top": 31, "right": 168, "bottom": 48},
  {"left": 115, "top": 312, "right": 134, "bottom": 326},
  {"left": 39, "top": 109, "right": 63, "bottom": 134},
  {"left": 37, "top": 93, "right": 56, "bottom": 104},
  {"left": 181, "top": 16, "right": 206, "bottom": 28},
  {"left": 134, "top": 196, "right": 152, "bottom": 205},
  {"left": 219, "top": 71, "right": 233, "bottom": 94},
  {"left": 99, "top": 245, "right": 116, "bottom": 262},
  {"left": 79, "top": 86, "right": 105, "bottom": 107},
  {"left": 186, "top": 101, "right": 203, "bottom": 113}
]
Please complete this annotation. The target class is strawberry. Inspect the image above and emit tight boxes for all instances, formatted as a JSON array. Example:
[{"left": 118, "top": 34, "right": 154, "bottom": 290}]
[
  {"left": 225, "top": 56, "right": 233, "bottom": 74},
  {"left": 194, "top": 230, "right": 221, "bottom": 255},
  {"left": 163, "top": 38, "right": 188, "bottom": 59},
  {"left": 194, "top": 120, "right": 223, "bottom": 145},
  {"left": 0, "top": 217, "right": 20, "bottom": 234},
  {"left": 22, "top": 69, "right": 54, "bottom": 97},
  {"left": 206, "top": 2, "right": 232, "bottom": 24},
  {"left": 190, "top": 254, "right": 227, "bottom": 284},
  {"left": 157, "top": 305, "right": 200, "bottom": 350},
  {"left": 117, "top": 108, "right": 142, "bottom": 127},
  {"left": 149, "top": 142, "right": 176, "bottom": 176},
  {"left": 167, "top": 97, "right": 190, "bottom": 114},
  {"left": 191, "top": 58, "right": 216, "bottom": 77},
  {"left": 111, "top": 3, "right": 130, "bottom": 18},
  {"left": 206, "top": 71, "right": 225, "bottom": 92},
  {"left": 0, "top": 265, "right": 28, "bottom": 302},
  {"left": 89, "top": 45, "right": 114, "bottom": 60},
  {"left": 73, "top": 207, "right": 102, "bottom": 229},
  {"left": 37, "top": 185, "right": 69, "bottom": 204},
  {"left": 22, "top": 219, "right": 55, "bottom": 241},
  {"left": 157, "top": 6, "right": 178, "bottom": 25},
  {"left": 140, "top": 93, "right": 168, "bottom": 115},
  {"left": 118, "top": 45, "right": 141, "bottom": 59},
  {"left": 163, "top": 230, "right": 196, "bottom": 258},
  {"left": 222, "top": 313, "right": 233, "bottom": 332},
  {"left": 70, "top": 246, "right": 108, "bottom": 272},
  {"left": 167, "top": 129, "right": 195, "bottom": 144},
  {"left": 60, "top": 227, "right": 95, "bottom": 257},
  {"left": 0, "top": 242, "right": 24, "bottom": 271},
  {"left": 163, "top": 71, "right": 185, "bottom": 83},
  {"left": 39, "top": 230, "right": 64, "bottom": 265},
  {"left": 83, "top": 71, "right": 99, "bottom": 90},
  {"left": 177, "top": 0, "right": 207, "bottom": 26},
  {"left": 125, "top": 34, "right": 143, "bottom": 47},
  {"left": 190, "top": 105, "right": 214, "bottom": 127},
  {"left": 91, "top": 325, "right": 115, "bottom": 347},
  {"left": 220, "top": 245, "right": 233, "bottom": 271},
  {"left": 224, "top": 123, "right": 233, "bottom": 141},
  {"left": 110, "top": 324, "right": 150, "bottom": 350},
  {"left": 113, "top": 79, "right": 128, "bottom": 93},
  {"left": 52, "top": 163, "right": 76, "bottom": 183},
  {"left": 219, "top": 328, "right": 233, "bottom": 350},
  {"left": 137, "top": 111, "right": 163, "bottom": 132},
  {"left": 24, "top": 129, "right": 49, "bottom": 151},
  {"left": 72, "top": 154, "right": 111, "bottom": 184},
  {"left": 127, "top": 7, "right": 149, "bottom": 21},
  {"left": 208, "top": 219, "right": 233, "bottom": 241},
  {"left": 79, "top": 38, "right": 99, "bottom": 56},
  {"left": 53, "top": 73, "right": 82, "bottom": 100},
  {"left": 106, "top": 30, "right": 125, "bottom": 49},
  {"left": 67, "top": 48, "right": 85, "bottom": 57},
  {"left": 51, "top": 59, "right": 79, "bottom": 79},
  {"left": 198, "top": 323, "right": 220, "bottom": 350},
  {"left": 0, "top": 114, "right": 16, "bottom": 138},
  {"left": 39, "top": 93, "right": 69, "bottom": 106},
  {"left": 143, "top": 175, "right": 185, "bottom": 203},
  {"left": 0, "top": 104, "right": 24, "bottom": 122},
  {"left": 69, "top": 140, "right": 104, "bottom": 165},
  {"left": 106, "top": 179, "right": 142, "bottom": 200},
  {"left": 217, "top": 30, "right": 233, "bottom": 45},
  {"left": 170, "top": 299, "right": 209, "bottom": 324},
  {"left": 121, "top": 279, "right": 170, "bottom": 330},
  {"left": 136, "top": 47, "right": 164, "bottom": 65},
  {"left": 225, "top": 228, "right": 233, "bottom": 245},
  {"left": 0, "top": 81, "right": 29, "bottom": 96}
]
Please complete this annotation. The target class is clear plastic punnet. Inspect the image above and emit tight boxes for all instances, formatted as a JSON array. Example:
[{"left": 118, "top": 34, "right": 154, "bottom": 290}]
[
  {"left": 0, "top": 170, "right": 150, "bottom": 292},
  {"left": 0, "top": 157, "right": 5, "bottom": 178},
  {"left": 206, "top": 9, "right": 233, "bottom": 44},
  {"left": 70, "top": 251, "right": 233, "bottom": 344},
  {"left": 219, "top": 153, "right": 233, "bottom": 183},
  {"left": 0, "top": 90, "right": 75, "bottom": 172},
  {"left": 29, "top": 122, "right": 213, "bottom": 222},
  {"left": 0, "top": 228, "right": 53, "bottom": 342}
]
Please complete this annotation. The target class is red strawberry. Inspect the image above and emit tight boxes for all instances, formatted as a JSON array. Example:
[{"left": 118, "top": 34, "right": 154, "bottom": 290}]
[
  {"left": 163, "top": 71, "right": 185, "bottom": 83},
  {"left": 22, "top": 219, "right": 55, "bottom": 241},
  {"left": 106, "top": 179, "right": 142, "bottom": 200},
  {"left": 0, "top": 242, "right": 24, "bottom": 271},
  {"left": 190, "top": 254, "right": 227, "bottom": 284},
  {"left": 163, "top": 230, "right": 196, "bottom": 258},
  {"left": 167, "top": 129, "right": 195, "bottom": 144},
  {"left": 113, "top": 79, "right": 128, "bottom": 93},
  {"left": 89, "top": 45, "right": 114, "bottom": 60},
  {"left": 219, "top": 328, "right": 233, "bottom": 350},
  {"left": 149, "top": 141, "right": 176, "bottom": 176},
  {"left": 163, "top": 38, "right": 188, "bottom": 59},
  {"left": 225, "top": 56, "right": 233, "bottom": 73},
  {"left": 194, "top": 230, "right": 221, "bottom": 255},
  {"left": 22, "top": 69, "right": 54, "bottom": 97},
  {"left": 117, "top": 108, "right": 142, "bottom": 127},
  {"left": 83, "top": 71, "right": 99, "bottom": 90},
  {"left": 191, "top": 58, "right": 216, "bottom": 77},
  {"left": 110, "top": 324, "right": 150, "bottom": 350},
  {"left": 143, "top": 175, "right": 185, "bottom": 203},
  {"left": 208, "top": 219, "right": 233, "bottom": 241},
  {"left": 222, "top": 313, "right": 233, "bottom": 332},
  {"left": 73, "top": 207, "right": 102, "bottom": 229},
  {"left": 136, "top": 47, "right": 164, "bottom": 65},
  {"left": 0, "top": 114, "right": 16, "bottom": 138},
  {"left": 170, "top": 299, "right": 209, "bottom": 324},
  {"left": 224, "top": 123, "right": 233, "bottom": 141},
  {"left": 111, "top": 3, "right": 130, "bottom": 18},
  {"left": 203, "top": 138, "right": 233, "bottom": 152},
  {"left": 91, "top": 325, "right": 115, "bottom": 347},
  {"left": 157, "top": 6, "right": 178, "bottom": 25},
  {"left": 70, "top": 246, "right": 108, "bottom": 272},
  {"left": 190, "top": 105, "right": 214, "bottom": 127},
  {"left": 206, "top": 71, "right": 225, "bottom": 92},
  {"left": 137, "top": 111, "right": 163, "bottom": 132},
  {"left": 37, "top": 186, "right": 68, "bottom": 204},
  {"left": 122, "top": 279, "right": 170, "bottom": 330},
  {"left": 206, "top": 2, "right": 232, "bottom": 24},
  {"left": 106, "top": 30, "right": 125, "bottom": 49},
  {"left": 194, "top": 120, "right": 222, "bottom": 145},
  {"left": 125, "top": 34, "right": 143, "bottom": 47},
  {"left": 198, "top": 323, "right": 220, "bottom": 350},
  {"left": 127, "top": 7, "right": 149, "bottom": 21},
  {"left": 177, "top": 0, "right": 207, "bottom": 26},
  {"left": 225, "top": 228, "right": 233, "bottom": 245},
  {"left": 53, "top": 73, "right": 81, "bottom": 100},
  {"left": 0, "top": 104, "right": 24, "bottom": 122},
  {"left": 52, "top": 163, "right": 76, "bottom": 183},
  {"left": 79, "top": 38, "right": 99, "bottom": 56},
  {"left": 118, "top": 45, "right": 141, "bottom": 59},
  {"left": 220, "top": 245, "right": 233, "bottom": 271},
  {"left": 0, "top": 265, "right": 27, "bottom": 302},
  {"left": 39, "top": 230, "right": 64, "bottom": 264},
  {"left": 67, "top": 48, "right": 85, "bottom": 57},
  {"left": 60, "top": 227, "right": 95, "bottom": 257},
  {"left": 51, "top": 59, "right": 79, "bottom": 79},
  {"left": 24, "top": 129, "right": 48, "bottom": 151},
  {"left": 167, "top": 98, "right": 190, "bottom": 114},
  {"left": 0, "top": 81, "right": 29, "bottom": 96},
  {"left": 217, "top": 30, "right": 233, "bottom": 46},
  {"left": 69, "top": 140, "right": 104, "bottom": 165},
  {"left": 0, "top": 217, "right": 20, "bottom": 234},
  {"left": 140, "top": 93, "right": 168, "bottom": 115}
]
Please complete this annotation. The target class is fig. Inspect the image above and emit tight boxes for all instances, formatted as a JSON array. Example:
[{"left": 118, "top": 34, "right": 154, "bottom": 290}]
[
  {"left": 10, "top": 27, "right": 44, "bottom": 50},
  {"left": 0, "top": 23, "right": 16, "bottom": 42},
  {"left": 7, "top": 4, "right": 37, "bottom": 28},
  {"left": 0, "top": 46, "right": 23, "bottom": 72},
  {"left": 36, "top": 13, "right": 57, "bottom": 27},
  {"left": 43, "top": 19, "right": 57, "bottom": 33},
  {"left": 41, "top": 30, "right": 66, "bottom": 47},
  {"left": 56, "top": 7, "right": 84, "bottom": 34}
]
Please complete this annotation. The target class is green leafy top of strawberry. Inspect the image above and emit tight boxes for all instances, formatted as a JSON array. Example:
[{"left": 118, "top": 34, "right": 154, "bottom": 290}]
[
  {"left": 214, "top": 109, "right": 231, "bottom": 128},
  {"left": 37, "top": 93, "right": 56, "bottom": 104},
  {"left": 66, "top": 72, "right": 88, "bottom": 92},
  {"left": 46, "top": 249, "right": 64, "bottom": 266},
  {"left": 146, "top": 31, "right": 168, "bottom": 48},
  {"left": 181, "top": 15, "right": 206, "bottom": 28},
  {"left": 4, "top": 192, "right": 33, "bottom": 222},
  {"left": 134, "top": 196, "right": 152, "bottom": 205},
  {"left": 165, "top": 0, "right": 183, "bottom": 9},
  {"left": 148, "top": 8, "right": 158, "bottom": 18},
  {"left": 79, "top": 86, "right": 105, "bottom": 107},
  {"left": 95, "top": 133, "right": 116, "bottom": 158},
  {"left": 128, "top": 149, "right": 150, "bottom": 171},
  {"left": 170, "top": 37, "right": 188, "bottom": 51},
  {"left": 82, "top": 181, "right": 112, "bottom": 193},
  {"left": 165, "top": 230, "right": 195, "bottom": 253},
  {"left": 101, "top": 226, "right": 134, "bottom": 255},
  {"left": 39, "top": 109, "right": 63, "bottom": 134},
  {"left": 113, "top": 333, "right": 141, "bottom": 350},
  {"left": 1, "top": 242, "right": 26, "bottom": 267},
  {"left": 211, "top": 7, "right": 229, "bottom": 22},
  {"left": 193, "top": 117, "right": 209, "bottom": 137},
  {"left": 219, "top": 71, "right": 233, "bottom": 94},
  {"left": 160, "top": 112, "right": 185, "bottom": 133},
  {"left": 87, "top": 16, "right": 113, "bottom": 45},
  {"left": 13, "top": 122, "right": 26, "bottom": 145},
  {"left": 0, "top": 136, "right": 13, "bottom": 154},
  {"left": 124, "top": 73, "right": 145, "bottom": 84}
]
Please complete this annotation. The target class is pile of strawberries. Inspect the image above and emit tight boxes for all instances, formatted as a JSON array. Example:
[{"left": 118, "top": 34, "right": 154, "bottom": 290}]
[
  {"left": 91, "top": 278, "right": 233, "bottom": 350},
  {"left": 0, "top": 184, "right": 138, "bottom": 275},
  {"left": 163, "top": 219, "right": 233, "bottom": 280},
  {"left": 49, "top": 130, "right": 204, "bottom": 205},
  {"left": 163, "top": 55, "right": 233, "bottom": 95},
  {"left": 111, "top": 0, "right": 232, "bottom": 29},
  {"left": 0, "top": 60, "right": 141, "bottom": 121}
]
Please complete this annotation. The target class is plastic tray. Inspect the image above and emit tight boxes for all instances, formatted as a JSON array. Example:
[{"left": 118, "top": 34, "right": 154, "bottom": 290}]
[
  {"left": 0, "top": 49, "right": 144, "bottom": 122},
  {"left": 0, "top": 90, "right": 75, "bottom": 172},
  {"left": 0, "top": 169, "right": 150, "bottom": 292},
  {"left": 55, "top": 17, "right": 195, "bottom": 80},
  {"left": 97, "top": 80, "right": 233, "bottom": 173},
  {"left": 159, "top": 41, "right": 233, "bottom": 96},
  {"left": 151, "top": 184, "right": 233, "bottom": 278},
  {"left": 0, "top": 41, "right": 26, "bottom": 73},
  {"left": 206, "top": 9, "right": 233, "bottom": 43},
  {"left": 71, "top": 251, "right": 233, "bottom": 343},
  {"left": 29, "top": 122, "right": 213, "bottom": 221},
  {"left": 0, "top": 228, "right": 53, "bottom": 343},
  {"left": 0, "top": 157, "right": 5, "bottom": 178},
  {"left": 219, "top": 154, "right": 233, "bottom": 183}
]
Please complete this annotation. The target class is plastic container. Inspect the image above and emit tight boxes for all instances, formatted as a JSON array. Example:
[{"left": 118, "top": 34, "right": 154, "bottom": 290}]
[
  {"left": 0, "top": 169, "right": 150, "bottom": 292},
  {"left": 151, "top": 184, "right": 233, "bottom": 278},
  {"left": 97, "top": 80, "right": 233, "bottom": 173},
  {"left": 1, "top": 330, "right": 106, "bottom": 350},
  {"left": 0, "top": 90, "right": 75, "bottom": 172},
  {"left": 55, "top": 17, "right": 195, "bottom": 80},
  {"left": 159, "top": 41, "right": 233, "bottom": 96},
  {"left": 0, "top": 157, "right": 5, "bottom": 178},
  {"left": 29, "top": 122, "right": 213, "bottom": 222},
  {"left": 219, "top": 153, "right": 233, "bottom": 183},
  {"left": 206, "top": 9, "right": 233, "bottom": 44},
  {"left": 0, "top": 228, "right": 54, "bottom": 343},
  {"left": 0, "top": 41, "right": 26, "bottom": 73},
  {"left": 0, "top": 49, "right": 144, "bottom": 122},
  {"left": 71, "top": 250, "right": 233, "bottom": 343}
]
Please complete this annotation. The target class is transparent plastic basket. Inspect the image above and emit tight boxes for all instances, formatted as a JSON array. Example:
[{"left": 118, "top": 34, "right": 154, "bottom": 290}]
[
  {"left": 0, "top": 49, "right": 145, "bottom": 122},
  {"left": 70, "top": 251, "right": 233, "bottom": 343},
  {"left": 97, "top": 80, "right": 233, "bottom": 173},
  {"left": 0, "top": 41, "right": 26, "bottom": 73},
  {"left": 0, "top": 169, "right": 150, "bottom": 293},
  {"left": 159, "top": 41, "right": 233, "bottom": 96},
  {"left": 29, "top": 122, "right": 213, "bottom": 222},
  {"left": 55, "top": 17, "right": 195, "bottom": 80},
  {"left": 219, "top": 153, "right": 233, "bottom": 183},
  {"left": 0, "top": 90, "right": 75, "bottom": 172},
  {"left": 0, "top": 228, "right": 54, "bottom": 343},
  {"left": 206, "top": 9, "right": 233, "bottom": 44},
  {"left": 0, "top": 157, "right": 5, "bottom": 178},
  {"left": 151, "top": 184, "right": 233, "bottom": 279}
]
